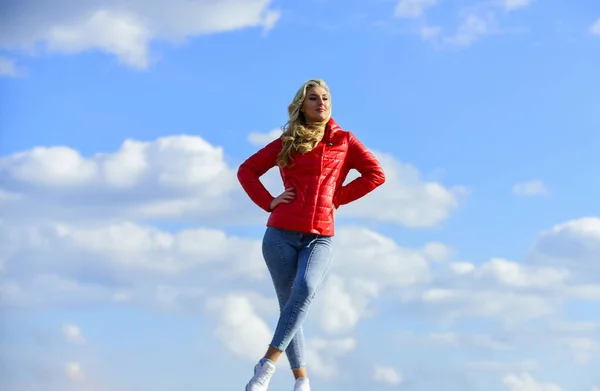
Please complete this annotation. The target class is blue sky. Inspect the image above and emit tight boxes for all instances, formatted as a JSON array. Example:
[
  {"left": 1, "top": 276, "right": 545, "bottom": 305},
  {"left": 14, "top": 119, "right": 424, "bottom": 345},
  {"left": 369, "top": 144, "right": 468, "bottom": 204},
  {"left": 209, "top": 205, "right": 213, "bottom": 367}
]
[{"left": 1, "top": 0, "right": 600, "bottom": 390}]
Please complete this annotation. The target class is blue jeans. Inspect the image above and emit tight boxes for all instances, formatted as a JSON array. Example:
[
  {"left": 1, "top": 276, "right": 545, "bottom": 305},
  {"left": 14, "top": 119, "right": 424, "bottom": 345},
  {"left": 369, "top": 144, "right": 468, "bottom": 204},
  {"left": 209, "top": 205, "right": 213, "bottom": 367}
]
[{"left": 262, "top": 226, "right": 334, "bottom": 369}]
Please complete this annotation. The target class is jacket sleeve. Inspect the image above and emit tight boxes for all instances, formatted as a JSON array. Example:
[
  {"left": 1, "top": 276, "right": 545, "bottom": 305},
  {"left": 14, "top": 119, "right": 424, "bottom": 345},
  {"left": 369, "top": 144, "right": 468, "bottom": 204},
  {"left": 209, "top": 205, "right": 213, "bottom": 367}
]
[
  {"left": 237, "top": 139, "right": 282, "bottom": 212},
  {"left": 333, "top": 132, "right": 385, "bottom": 208}
]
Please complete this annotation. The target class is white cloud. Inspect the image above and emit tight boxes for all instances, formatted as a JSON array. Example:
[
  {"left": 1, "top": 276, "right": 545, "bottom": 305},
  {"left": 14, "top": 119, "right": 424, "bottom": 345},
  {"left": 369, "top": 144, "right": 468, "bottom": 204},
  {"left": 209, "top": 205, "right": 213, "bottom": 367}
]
[
  {"left": 5, "top": 146, "right": 98, "bottom": 186},
  {"left": 65, "top": 362, "right": 86, "bottom": 382},
  {"left": 422, "top": 242, "right": 453, "bottom": 262},
  {"left": 528, "top": 217, "right": 600, "bottom": 278},
  {"left": 0, "top": 215, "right": 439, "bottom": 344},
  {"left": 247, "top": 129, "right": 282, "bottom": 146},
  {"left": 245, "top": 131, "right": 467, "bottom": 227},
  {"left": 444, "top": 14, "right": 491, "bottom": 47},
  {"left": 566, "top": 284, "right": 600, "bottom": 301},
  {"left": 334, "top": 227, "right": 432, "bottom": 286},
  {"left": 421, "top": 288, "right": 558, "bottom": 324},
  {"left": 203, "top": 292, "right": 359, "bottom": 378},
  {"left": 502, "top": 372, "right": 563, "bottom": 391},
  {"left": 6, "top": 213, "right": 591, "bottom": 332},
  {"left": 312, "top": 275, "right": 379, "bottom": 335},
  {"left": 590, "top": 18, "right": 600, "bottom": 36},
  {"left": 395, "top": 331, "right": 510, "bottom": 351},
  {"left": 304, "top": 337, "right": 356, "bottom": 379},
  {"left": 513, "top": 179, "right": 550, "bottom": 197},
  {"left": 503, "top": 0, "right": 535, "bottom": 11},
  {"left": 464, "top": 360, "right": 540, "bottom": 373},
  {"left": 62, "top": 324, "right": 86, "bottom": 344},
  {"left": 558, "top": 336, "right": 599, "bottom": 363},
  {"left": 47, "top": 10, "right": 151, "bottom": 69},
  {"left": 475, "top": 258, "right": 569, "bottom": 289},
  {"left": 416, "top": 253, "right": 584, "bottom": 324},
  {"left": 373, "top": 365, "right": 404, "bottom": 385},
  {"left": 0, "top": 56, "right": 22, "bottom": 77},
  {"left": 2, "top": 129, "right": 599, "bottom": 389},
  {"left": 310, "top": 228, "right": 432, "bottom": 332},
  {"left": 0, "top": 220, "right": 268, "bottom": 308},
  {"left": 410, "top": 2, "right": 528, "bottom": 47},
  {"left": 1, "top": 133, "right": 466, "bottom": 229},
  {"left": 427, "top": 331, "right": 461, "bottom": 347},
  {"left": 420, "top": 25, "right": 443, "bottom": 40},
  {"left": 338, "top": 152, "right": 468, "bottom": 227},
  {"left": 449, "top": 261, "right": 476, "bottom": 275},
  {"left": 0, "top": 136, "right": 244, "bottom": 224},
  {"left": 395, "top": 0, "right": 438, "bottom": 18},
  {"left": 205, "top": 293, "right": 273, "bottom": 361},
  {"left": 548, "top": 320, "right": 600, "bottom": 333},
  {"left": 0, "top": 0, "right": 281, "bottom": 68}
]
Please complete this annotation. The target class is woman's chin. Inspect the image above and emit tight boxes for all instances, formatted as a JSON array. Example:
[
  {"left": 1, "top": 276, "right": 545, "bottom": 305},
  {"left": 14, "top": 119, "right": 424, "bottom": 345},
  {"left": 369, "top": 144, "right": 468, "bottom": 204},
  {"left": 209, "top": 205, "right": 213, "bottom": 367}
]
[{"left": 308, "top": 113, "right": 329, "bottom": 123}]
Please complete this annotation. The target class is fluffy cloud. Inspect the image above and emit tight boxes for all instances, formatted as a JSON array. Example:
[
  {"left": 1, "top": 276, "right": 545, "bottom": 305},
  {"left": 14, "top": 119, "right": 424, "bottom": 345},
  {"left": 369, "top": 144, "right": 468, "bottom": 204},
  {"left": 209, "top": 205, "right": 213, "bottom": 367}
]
[
  {"left": 311, "top": 275, "right": 377, "bottom": 335},
  {"left": 423, "top": 219, "right": 600, "bottom": 325},
  {"left": 247, "top": 129, "right": 282, "bottom": 146},
  {"left": 373, "top": 365, "right": 404, "bottom": 385},
  {"left": 244, "top": 130, "right": 467, "bottom": 228},
  {"left": 420, "top": 25, "right": 443, "bottom": 40},
  {"left": 463, "top": 360, "right": 540, "bottom": 373},
  {"left": 456, "top": 258, "right": 570, "bottom": 289},
  {"left": 421, "top": 288, "right": 558, "bottom": 324},
  {"left": 444, "top": 14, "right": 493, "bottom": 47},
  {"left": 342, "top": 151, "right": 468, "bottom": 227},
  {"left": 65, "top": 362, "right": 86, "bottom": 382},
  {"left": 304, "top": 337, "right": 356, "bottom": 379},
  {"left": 513, "top": 179, "right": 550, "bottom": 197},
  {"left": 205, "top": 292, "right": 358, "bottom": 378},
  {"left": 205, "top": 293, "right": 273, "bottom": 361},
  {"left": 309, "top": 226, "right": 445, "bottom": 335},
  {"left": 528, "top": 217, "right": 600, "bottom": 279},
  {"left": 592, "top": 18, "right": 600, "bottom": 36},
  {"left": 395, "top": 0, "right": 438, "bottom": 18},
  {"left": 0, "top": 133, "right": 466, "bottom": 229},
  {"left": 0, "top": 56, "right": 21, "bottom": 77},
  {"left": 0, "top": 219, "right": 269, "bottom": 311},
  {"left": 502, "top": 373, "right": 563, "bottom": 391},
  {"left": 420, "top": 257, "right": 571, "bottom": 324},
  {"left": 402, "top": 0, "right": 531, "bottom": 47},
  {"left": 0, "top": 136, "right": 248, "bottom": 225},
  {"left": 502, "top": 0, "right": 535, "bottom": 11},
  {"left": 2, "top": 131, "right": 598, "bottom": 389},
  {"left": 0, "top": 216, "right": 437, "bottom": 331},
  {"left": 62, "top": 324, "right": 86, "bottom": 345},
  {"left": 395, "top": 331, "right": 510, "bottom": 351},
  {"left": 0, "top": 0, "right": 280, "bottom": 69}
]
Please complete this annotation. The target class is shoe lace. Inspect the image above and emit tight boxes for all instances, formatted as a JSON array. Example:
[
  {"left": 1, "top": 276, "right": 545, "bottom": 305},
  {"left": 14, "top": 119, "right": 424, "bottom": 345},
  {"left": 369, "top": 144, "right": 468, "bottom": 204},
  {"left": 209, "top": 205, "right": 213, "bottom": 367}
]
[{"left": 256, "top": 365, "right": 273, "bottom": 385}]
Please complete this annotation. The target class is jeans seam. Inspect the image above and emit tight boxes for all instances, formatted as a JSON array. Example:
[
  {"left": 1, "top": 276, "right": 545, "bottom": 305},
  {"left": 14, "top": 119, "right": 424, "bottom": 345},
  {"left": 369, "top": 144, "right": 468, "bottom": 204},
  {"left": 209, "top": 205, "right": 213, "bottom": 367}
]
[{"left": 278, "top": 237, "right": 318, "bottom": 351}]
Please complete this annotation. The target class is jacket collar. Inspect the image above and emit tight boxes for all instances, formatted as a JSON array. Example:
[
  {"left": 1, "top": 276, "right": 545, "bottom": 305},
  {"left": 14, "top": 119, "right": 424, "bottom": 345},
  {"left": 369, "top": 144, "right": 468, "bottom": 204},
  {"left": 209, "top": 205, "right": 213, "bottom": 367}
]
[{"left": 326, "top": 117, "right": 341, "bottom": 137}]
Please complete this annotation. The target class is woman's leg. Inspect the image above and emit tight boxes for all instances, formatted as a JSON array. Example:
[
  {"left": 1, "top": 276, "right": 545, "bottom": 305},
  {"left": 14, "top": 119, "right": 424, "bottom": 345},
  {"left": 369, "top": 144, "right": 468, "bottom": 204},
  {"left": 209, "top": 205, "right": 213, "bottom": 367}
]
[
  {"left": 261, "top": 227, "right": 306, "bottom": 370},
  {"left": 268, "top": 233, "right": 333, "bottom": 370}
]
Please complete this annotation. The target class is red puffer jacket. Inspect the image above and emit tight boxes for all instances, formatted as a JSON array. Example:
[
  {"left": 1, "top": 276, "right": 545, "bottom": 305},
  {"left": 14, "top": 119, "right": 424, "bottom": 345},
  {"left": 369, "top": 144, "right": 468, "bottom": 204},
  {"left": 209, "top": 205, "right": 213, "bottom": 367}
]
[{"left": 237, "top": 117, "right": 385, "bottom": 236}]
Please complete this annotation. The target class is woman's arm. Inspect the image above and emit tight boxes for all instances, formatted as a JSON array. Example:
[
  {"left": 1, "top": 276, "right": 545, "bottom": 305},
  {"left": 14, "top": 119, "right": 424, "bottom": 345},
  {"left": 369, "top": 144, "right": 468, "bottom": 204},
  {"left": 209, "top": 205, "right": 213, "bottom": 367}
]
[
  {"left": 333, "top": 132, "right": 385, "bottom": 208},
  {"left": 237, "top": 139, "right": 281, "bottom": 212}
]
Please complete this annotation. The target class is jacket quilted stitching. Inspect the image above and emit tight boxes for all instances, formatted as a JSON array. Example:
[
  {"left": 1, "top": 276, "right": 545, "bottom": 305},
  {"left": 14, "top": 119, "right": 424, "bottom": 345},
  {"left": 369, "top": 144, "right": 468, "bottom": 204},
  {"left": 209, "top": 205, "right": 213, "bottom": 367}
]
[{"left": 237, "top": 117, "right": 385, "bottom": 236}]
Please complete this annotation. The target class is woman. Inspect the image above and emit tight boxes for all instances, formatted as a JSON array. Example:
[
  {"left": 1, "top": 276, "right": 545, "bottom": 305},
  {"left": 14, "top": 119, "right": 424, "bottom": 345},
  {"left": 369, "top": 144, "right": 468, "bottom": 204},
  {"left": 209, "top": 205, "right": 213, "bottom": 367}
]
[{"left": 237, "top": 79, "right": 385, "bottom": 391}]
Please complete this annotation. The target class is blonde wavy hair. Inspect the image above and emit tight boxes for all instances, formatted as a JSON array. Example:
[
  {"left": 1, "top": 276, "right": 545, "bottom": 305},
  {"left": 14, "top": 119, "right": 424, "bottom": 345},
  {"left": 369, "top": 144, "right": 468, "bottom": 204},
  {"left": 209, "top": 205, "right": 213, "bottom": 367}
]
[{"left": 276, "top": 79, "right": 331, "bottom": 167}]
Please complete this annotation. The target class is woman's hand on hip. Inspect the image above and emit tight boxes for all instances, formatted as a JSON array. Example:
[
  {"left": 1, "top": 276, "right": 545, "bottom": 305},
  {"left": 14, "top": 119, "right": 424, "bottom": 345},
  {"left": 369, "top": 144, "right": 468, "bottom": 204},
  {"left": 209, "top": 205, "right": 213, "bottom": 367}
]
[{"left": 270, "top": 187, "right": 295, "bottom": 210}]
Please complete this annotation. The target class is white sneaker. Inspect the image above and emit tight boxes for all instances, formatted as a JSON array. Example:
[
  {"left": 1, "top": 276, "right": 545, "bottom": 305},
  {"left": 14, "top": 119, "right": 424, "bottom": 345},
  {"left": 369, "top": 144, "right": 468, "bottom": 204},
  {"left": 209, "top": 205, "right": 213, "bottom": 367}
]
[
  {"left": 245, "top": 358, "right": 276, "bottom": 391},
  {"left": 293, "top": 377, "right": 310, "bottom": 391}
]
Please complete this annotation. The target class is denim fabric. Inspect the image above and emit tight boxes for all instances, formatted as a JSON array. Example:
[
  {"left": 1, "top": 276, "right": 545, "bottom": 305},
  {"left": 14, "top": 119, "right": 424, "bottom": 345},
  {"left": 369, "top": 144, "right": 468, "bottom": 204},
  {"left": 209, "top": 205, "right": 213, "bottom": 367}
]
[{"left": 262, "top": 226, "right": 333, "bottom": 369}]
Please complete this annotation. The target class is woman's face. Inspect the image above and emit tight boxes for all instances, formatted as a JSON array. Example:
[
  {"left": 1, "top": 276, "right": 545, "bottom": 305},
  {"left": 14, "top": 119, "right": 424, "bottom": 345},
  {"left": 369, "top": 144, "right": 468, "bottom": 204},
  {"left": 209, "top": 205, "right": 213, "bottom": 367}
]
[{"left": 301, "top": 86, "right": 330, "bottom": 123}]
